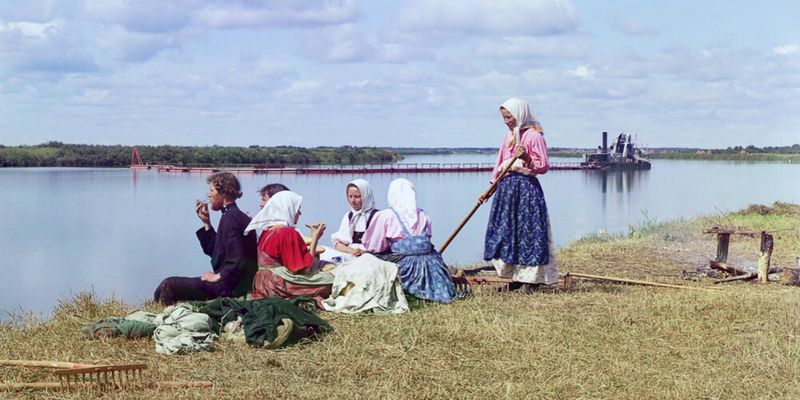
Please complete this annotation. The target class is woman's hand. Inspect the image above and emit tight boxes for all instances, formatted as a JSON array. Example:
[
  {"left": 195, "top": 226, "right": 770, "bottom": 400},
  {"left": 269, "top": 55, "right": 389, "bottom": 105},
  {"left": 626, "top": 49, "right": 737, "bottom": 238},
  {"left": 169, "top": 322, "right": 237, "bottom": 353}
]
[
  {"left": 306, "top": 223, "right": 326, "bottom": 258},
  {"left": 477, "top": 186, "right": 496, "bottom": 204},
  {"left": 307, "top": 223, "right": 326, "bottom": 240},
  {"left": 514, "top": 145, "right": 531, "bottom": 163}
]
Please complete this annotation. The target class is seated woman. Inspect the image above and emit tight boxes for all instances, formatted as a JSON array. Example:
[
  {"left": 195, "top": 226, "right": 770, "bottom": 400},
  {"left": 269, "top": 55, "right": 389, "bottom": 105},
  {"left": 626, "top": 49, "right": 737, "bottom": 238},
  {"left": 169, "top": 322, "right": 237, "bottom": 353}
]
[
  {"left": 362, "top": 178, "right": 456, "bottom": 303},
  {"left": 244, "top": 191, "right": 333, "bottom": 307},
  {"left": 322, "top": 179, "right": 409, "bottom": 314},
  {"left": 327, "top": 179, "right": 379, "bottom": 262}
]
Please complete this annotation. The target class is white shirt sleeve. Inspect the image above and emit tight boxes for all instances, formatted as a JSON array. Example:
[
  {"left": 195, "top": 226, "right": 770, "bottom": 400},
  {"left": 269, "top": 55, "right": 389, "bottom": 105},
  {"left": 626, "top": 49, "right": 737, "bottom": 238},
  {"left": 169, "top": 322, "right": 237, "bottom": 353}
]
[{"left": 330, "top": 212, "right": 352, "bottom": 246}]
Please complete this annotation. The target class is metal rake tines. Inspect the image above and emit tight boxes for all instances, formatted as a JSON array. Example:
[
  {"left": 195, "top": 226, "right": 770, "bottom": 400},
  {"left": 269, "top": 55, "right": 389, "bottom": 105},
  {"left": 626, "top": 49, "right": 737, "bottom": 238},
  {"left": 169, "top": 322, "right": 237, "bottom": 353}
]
[{"left": 53, "top": 363, "right": 147, "bottom": 388}]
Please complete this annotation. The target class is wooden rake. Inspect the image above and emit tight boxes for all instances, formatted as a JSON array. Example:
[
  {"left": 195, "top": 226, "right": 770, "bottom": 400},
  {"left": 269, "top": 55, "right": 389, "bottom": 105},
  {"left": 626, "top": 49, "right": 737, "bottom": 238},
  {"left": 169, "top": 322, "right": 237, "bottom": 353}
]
[
  {"left": 0, "top": 360, "right": 212, "bottom": 391},
  {"left": 53, "top": 363, "right": 147, "bottom": 388}
]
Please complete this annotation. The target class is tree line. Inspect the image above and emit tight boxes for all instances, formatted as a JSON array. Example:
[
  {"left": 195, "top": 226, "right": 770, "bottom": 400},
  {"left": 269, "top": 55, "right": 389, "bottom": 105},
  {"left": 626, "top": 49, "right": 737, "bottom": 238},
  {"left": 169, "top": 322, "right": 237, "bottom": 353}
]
[{"left": 0, "top": 142, "right": 401, "bottom": 167}]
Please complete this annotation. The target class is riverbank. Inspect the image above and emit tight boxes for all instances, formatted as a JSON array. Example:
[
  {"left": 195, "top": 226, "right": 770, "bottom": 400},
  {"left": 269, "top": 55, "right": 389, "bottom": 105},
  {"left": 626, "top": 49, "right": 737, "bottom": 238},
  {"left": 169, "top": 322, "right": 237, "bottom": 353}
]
[
  {"left": 2, "top": 202, "right": 799, "bottom": 399},
  {"left": 0, "top": 143, "right": 400, "bottom": 167}
]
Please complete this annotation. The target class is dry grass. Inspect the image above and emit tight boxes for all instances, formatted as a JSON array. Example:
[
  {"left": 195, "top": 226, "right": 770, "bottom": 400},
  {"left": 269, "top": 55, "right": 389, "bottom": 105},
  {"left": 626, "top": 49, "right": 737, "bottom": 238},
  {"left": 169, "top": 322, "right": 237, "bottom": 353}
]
[{"left": 2, "top": 202, "right": 800, "bottom": 399}]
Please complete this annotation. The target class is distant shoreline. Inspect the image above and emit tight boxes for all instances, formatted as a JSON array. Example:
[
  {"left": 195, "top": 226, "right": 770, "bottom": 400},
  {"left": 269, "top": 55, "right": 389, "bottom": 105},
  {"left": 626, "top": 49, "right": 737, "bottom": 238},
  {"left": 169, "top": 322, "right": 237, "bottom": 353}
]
[{"left": 1, "top": 143, "right": 798, "bottom": 167}]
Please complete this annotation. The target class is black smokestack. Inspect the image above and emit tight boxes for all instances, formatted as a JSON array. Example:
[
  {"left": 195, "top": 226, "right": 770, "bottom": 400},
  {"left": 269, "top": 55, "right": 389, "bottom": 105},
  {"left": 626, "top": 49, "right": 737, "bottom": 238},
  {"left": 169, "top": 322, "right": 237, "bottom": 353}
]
[{"left": 602, "top": 131, "right": 607, "bottom": 153}]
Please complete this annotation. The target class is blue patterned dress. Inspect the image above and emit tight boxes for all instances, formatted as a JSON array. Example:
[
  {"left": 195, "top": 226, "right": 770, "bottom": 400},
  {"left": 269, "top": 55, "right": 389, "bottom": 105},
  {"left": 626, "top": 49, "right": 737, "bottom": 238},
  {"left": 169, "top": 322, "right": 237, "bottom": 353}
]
[
  {"left": 484, "top": 173, "right": 550, "bottom": 266},
  {"left": 389, "top": 209, "right": 456, "bottom": 303}
]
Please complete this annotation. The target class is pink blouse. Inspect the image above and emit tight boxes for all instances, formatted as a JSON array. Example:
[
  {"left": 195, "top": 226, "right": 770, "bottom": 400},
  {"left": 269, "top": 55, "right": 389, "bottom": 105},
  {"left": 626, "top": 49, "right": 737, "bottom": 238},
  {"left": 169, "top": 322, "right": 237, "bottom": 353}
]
[
  {"left": 492, "top": 128, "right": 549, "bottom": 181},
  {"left": 362, "top": 209, "right": 433, "bottom": 253}
]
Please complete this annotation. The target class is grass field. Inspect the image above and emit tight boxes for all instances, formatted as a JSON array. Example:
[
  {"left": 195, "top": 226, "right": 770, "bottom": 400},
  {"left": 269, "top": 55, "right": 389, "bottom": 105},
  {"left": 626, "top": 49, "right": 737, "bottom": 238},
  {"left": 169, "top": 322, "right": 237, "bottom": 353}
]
[{"left": 2, "top": 203, "right": 799, "bottom": 399}]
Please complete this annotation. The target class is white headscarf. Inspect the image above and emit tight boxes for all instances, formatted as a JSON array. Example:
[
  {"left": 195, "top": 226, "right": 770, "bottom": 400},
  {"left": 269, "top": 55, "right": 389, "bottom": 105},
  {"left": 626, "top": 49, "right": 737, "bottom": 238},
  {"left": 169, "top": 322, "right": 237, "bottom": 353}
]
[
  {"left": 387, "top": 178, "right": 418, "bottom": 228},
  {"left": 346, "top": 178, "right": 376, "bottom": 236},
  {"left": 500, "top": 98, "right": 540, "bottom": 148},
  {"left": 244, "top": 191, "right": 303, "bottom": 235}
]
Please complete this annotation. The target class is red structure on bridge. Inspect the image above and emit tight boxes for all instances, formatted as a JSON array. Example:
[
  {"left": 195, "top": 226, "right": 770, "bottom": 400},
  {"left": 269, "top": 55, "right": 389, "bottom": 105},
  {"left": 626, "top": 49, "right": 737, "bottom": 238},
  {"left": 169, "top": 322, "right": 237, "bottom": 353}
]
[{"left": 130, "top": 147, "right": 150, "bottom": 169}]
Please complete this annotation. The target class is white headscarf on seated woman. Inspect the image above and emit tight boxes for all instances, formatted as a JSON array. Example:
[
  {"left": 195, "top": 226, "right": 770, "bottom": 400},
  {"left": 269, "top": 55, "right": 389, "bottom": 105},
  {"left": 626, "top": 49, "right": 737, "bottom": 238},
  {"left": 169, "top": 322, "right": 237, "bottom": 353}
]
[
  {"left": 387, "top": 178, "right": 418, "bottom": 229},
  {"left": 330, "top": 178, "right": 376, "bottom": 245},
  {"left": 348, "top": 178, "right": 376, "bottom": 234},
  {"left": 244, "top": 191, "right": 303, "bottom": 235}
]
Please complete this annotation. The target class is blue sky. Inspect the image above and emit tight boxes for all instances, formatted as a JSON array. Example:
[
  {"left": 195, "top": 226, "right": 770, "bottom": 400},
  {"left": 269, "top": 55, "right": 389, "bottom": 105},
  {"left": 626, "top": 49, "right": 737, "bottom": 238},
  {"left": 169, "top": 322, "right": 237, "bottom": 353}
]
[{"left": 0, "top": 0, "right": 797, "bottom": 148}]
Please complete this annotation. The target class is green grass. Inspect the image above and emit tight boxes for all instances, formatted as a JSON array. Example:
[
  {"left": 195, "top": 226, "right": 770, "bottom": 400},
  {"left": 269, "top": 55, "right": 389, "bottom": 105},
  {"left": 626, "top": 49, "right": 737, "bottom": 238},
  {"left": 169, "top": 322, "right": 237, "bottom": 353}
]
[{"left": 2, "top": 202, "right": 800, "bottom": 399}]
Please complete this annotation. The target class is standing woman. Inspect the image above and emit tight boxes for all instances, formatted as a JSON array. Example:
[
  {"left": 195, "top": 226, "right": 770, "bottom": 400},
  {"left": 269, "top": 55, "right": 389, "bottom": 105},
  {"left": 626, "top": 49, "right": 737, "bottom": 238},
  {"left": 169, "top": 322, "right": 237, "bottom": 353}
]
[{"left": 481, "top": 98, "right": 559, "bottom": 291}]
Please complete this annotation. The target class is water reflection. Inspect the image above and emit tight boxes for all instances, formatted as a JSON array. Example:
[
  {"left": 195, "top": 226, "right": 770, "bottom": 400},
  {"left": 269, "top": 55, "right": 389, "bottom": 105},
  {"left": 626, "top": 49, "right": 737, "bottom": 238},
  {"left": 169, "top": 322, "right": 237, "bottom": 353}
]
[{"left": 589, "top": 170, "right": 649, "bottom": 194}]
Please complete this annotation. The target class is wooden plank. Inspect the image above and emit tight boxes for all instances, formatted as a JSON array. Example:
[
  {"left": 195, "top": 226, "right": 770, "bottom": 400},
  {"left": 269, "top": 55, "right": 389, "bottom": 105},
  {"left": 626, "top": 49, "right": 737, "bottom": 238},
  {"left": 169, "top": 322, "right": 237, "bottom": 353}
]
[
  {"left": 713, "top": 272, "right": 757, "bottom": 284},
  {"left": 703, "top": 227, "right": 757, "bottom": 237},
  {"left": 709, "top": 260, "right": 756, "bottom": 276}
]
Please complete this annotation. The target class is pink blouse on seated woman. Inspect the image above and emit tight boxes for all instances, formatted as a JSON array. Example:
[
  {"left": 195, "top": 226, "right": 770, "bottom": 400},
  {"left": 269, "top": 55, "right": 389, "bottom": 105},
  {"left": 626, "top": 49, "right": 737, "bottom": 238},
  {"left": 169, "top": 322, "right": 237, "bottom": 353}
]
[{"left": 362, "top": 209, "right": 432, "bottom": 253}]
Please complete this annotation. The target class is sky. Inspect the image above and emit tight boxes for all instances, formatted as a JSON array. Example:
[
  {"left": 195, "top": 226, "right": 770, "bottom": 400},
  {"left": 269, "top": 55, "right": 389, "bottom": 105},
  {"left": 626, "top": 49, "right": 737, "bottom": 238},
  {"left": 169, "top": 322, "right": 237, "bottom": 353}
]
[{"left": 0, "top": 0, "right": 798, "bottom": 148}]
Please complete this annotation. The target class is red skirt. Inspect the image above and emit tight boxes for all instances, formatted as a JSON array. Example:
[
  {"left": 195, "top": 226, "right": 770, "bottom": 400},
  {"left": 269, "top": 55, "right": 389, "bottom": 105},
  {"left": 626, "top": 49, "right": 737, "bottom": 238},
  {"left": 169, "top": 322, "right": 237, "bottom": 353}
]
[{"left": 252, "top": 268, "right": 331, "bottom": 309}]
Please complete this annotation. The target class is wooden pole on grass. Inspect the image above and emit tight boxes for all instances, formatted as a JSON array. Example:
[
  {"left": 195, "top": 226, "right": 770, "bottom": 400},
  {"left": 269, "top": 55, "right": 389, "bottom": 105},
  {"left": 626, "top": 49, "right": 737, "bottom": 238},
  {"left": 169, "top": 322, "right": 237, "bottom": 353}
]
[
  {"left": 758, "top": 231, "right": 774, "bottom": 283},
  {"left": 565, "top": 272, "right": 722, "bottom": 292}
]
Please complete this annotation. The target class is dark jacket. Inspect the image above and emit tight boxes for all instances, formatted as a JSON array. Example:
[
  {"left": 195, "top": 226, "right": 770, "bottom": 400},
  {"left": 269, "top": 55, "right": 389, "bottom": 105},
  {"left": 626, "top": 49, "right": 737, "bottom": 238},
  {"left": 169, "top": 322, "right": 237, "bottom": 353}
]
[{"left": 196, "top": 202, "right": 257, "bottom": 296}]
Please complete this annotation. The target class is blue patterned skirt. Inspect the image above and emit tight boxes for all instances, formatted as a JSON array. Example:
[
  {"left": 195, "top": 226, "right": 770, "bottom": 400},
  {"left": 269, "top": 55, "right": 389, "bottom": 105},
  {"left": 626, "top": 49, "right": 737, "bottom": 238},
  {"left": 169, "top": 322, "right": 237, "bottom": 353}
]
[
  {"left": 390, "top": 236, "right": 456, "bottom": 303},
  {"left": 484, "top": 173, "right": 550, "bottom": 266}
]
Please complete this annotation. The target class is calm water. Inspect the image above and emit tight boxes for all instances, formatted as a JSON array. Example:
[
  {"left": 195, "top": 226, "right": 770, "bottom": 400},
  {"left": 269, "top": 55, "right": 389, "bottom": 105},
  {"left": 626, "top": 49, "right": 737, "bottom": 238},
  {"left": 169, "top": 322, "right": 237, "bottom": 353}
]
[{"left": 2, "top": 155, "right": 799, "bottom": 318}]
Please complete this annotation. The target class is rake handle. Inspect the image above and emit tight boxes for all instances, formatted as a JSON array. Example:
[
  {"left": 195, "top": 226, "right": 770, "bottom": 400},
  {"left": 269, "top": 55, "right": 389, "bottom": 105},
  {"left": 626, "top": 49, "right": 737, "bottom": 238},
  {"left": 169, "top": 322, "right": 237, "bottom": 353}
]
[
  {"left": 438, "top": 152, "right": 522, "bottom": 254},
  {"left": 0, "top": 360, "right": 98, "bottom": 369},
  {"left": 0, "top": 380, "right": 214, "bottom": 391}
]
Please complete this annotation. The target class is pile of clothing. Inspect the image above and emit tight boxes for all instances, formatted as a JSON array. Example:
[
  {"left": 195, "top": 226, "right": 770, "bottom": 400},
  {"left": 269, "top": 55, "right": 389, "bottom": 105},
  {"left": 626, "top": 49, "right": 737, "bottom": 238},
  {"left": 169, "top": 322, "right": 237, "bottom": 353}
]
[{"left": 81, "top": 297, "right": 332, "bottom": 355}]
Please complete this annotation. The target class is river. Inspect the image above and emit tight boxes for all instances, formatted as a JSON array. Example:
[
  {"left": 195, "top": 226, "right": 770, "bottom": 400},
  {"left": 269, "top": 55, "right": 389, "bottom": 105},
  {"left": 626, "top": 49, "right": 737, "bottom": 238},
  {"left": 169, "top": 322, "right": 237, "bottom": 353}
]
[{"left": 1, "top": 155, "right": 798, "bottom": 318}]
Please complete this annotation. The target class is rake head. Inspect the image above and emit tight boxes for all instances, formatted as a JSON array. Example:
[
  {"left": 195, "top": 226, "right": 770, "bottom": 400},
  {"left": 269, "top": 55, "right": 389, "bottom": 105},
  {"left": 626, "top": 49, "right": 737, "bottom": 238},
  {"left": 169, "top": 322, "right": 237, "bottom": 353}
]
[{"left": 53, "top": 364, "right": 147, "bottom": 388}]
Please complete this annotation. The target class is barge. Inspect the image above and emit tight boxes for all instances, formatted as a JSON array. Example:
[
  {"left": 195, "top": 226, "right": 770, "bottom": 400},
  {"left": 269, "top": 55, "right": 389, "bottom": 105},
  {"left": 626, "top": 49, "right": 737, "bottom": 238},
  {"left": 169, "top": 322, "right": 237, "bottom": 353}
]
[{"left": 581, "top": 131, "right": 651, "bottom": 170}]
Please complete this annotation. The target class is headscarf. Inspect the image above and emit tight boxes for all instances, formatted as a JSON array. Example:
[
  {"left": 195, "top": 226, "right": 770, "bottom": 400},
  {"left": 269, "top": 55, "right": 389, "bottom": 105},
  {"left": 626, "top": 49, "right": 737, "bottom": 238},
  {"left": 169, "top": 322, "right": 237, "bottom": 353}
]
[
  {"left": 345, "top": 178, "right": 376, "bottom": 237},
  {"left": 244, "top": 191, "right": 303, "bottom": 235},
  {"left": 500, "top": 98, "right": 542, "bottom": 149},
  {"left": 387, "top": 178, "right": 418, "bottom": 228}
]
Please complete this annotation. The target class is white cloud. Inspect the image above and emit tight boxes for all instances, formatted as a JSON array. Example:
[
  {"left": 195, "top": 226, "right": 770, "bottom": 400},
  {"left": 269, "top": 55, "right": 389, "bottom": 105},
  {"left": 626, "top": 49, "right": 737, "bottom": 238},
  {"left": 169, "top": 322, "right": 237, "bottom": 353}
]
[
  {"left": 196, "top": 0, "right": 357, "bottom": 29},
  {"left": 0, "top": 19, "right": 63, "bottom": 39},
  {"left": 0, "top": 18, "right": 97, "bottom": 74},
  {"left": 97, "top": 28, "right": 183, "bottom": 63},
  {"left": 70, "top": 89, "right": 110, "bottom": 105},
  {"left": 394, "top": 0, "right": 577, "bottom": 37},
  {"left": 567, "top": 65, "right": 596, "bottom": 80},
  {"left": 84, "top": 0, "right": 193, "bottom": 33},
  {"left": 773, "top": 44, "right": 798, "bottom": 56},
  {"left": 280, "top": 80, "right": 326, "bottom": 106},
  {"left": 221, "top": 57, "right": 292, "bottom": 90},
  {"left": 299, "top": 24, "right": 377, "bottom": 62},
  {"left": 610, "top": 14, "right": 659, "bottom": 36},
  {"left": 473, "top": 36, "right": 588, "bottom": 59}
]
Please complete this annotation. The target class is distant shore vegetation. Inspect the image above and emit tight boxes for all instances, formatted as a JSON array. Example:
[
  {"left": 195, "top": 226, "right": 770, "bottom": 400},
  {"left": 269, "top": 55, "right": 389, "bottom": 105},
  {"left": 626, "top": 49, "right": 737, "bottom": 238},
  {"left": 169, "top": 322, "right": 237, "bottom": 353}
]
[
  {"left": 0, "top": 142, "right": 401, "bottom": 167},
  {"left": 1, "top": 143, "right": 798, "bottom": 167}
]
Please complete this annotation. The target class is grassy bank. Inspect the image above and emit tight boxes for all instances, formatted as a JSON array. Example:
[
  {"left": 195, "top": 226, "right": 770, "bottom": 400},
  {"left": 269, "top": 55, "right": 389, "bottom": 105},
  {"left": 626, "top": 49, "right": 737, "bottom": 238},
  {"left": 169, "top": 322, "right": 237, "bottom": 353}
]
[{"left": 2, "top": 203, "right": 799, "bottom": 399}]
